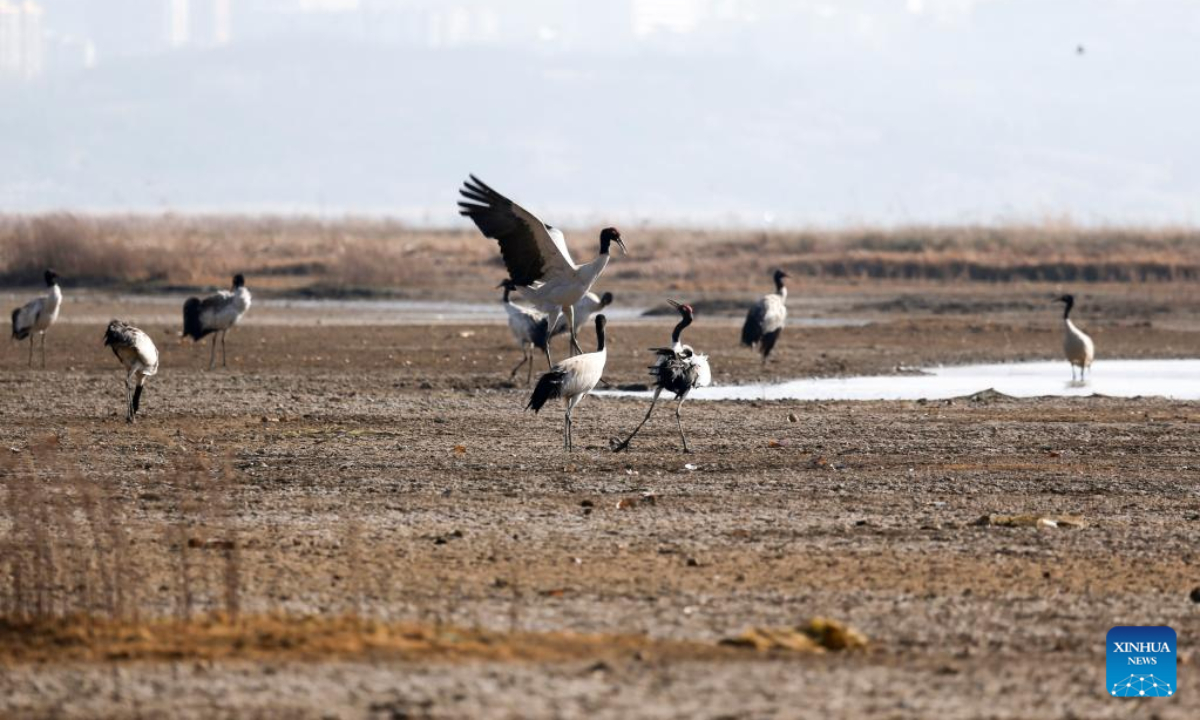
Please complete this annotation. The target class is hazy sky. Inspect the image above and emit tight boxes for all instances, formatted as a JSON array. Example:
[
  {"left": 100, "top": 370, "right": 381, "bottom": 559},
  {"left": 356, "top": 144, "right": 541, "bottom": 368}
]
[{"left": 2, "top": 0, "right": 1199, "bottom": 226}]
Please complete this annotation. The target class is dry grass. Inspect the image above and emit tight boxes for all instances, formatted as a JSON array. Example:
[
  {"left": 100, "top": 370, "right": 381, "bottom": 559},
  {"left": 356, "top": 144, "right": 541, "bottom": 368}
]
[
  {"left": 2, "top": 213, "right": 1199, "bottom": 295},
  {"left": 0, "top": 435, "right": 243, "bottom": 624},
  {"left": 0, "top": 614, "right": 736, "bottom": 664}
]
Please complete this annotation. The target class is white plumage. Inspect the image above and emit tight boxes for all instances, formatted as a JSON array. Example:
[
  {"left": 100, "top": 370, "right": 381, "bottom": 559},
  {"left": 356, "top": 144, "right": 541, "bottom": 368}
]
[
  {"left": 613, "top": 300, "right": 712, "bottom": 453},
  {"left": 551, "top": 291, "right": 614, "bottom": 338},
  {"left": 527, "top": 315, "right": 609, "bottom": 451},
  {"left": 1058, "top": 294, "right": 1095, "bottom": 380},
  {"left": 182, "top": 274, "right": 252, "bottom": 369},
  {"left": 103, "top": 320, "right": 159, "bottom": 422},
  {"left": 500, "top": 278, "right": 550, "bottom": 383},
  {"left": 459, "top": 175, "right": 626, "bottom": 361},
  {"left": 10, "top": 269, "right": 62, "bottom": 368}
]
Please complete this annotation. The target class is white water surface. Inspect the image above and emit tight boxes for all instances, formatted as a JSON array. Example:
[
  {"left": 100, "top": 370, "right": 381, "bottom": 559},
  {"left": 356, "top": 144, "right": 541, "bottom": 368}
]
[{"left": 602, "top": 360, "right": 1200, "bottom": 402}]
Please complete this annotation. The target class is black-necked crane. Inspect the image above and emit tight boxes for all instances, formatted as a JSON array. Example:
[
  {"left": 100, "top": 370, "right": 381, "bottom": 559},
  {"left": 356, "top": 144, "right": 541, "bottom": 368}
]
[
  {"left": 1057, "top": 294, "right": 1095, "bottom": 380},
  {"left": 612, "top": 300, "right": 711, "bottom": 453},
  {"left": 500, "top": 278, "right": 550, "bottom": 383},
  {"left": 458, "top": 175, "right": 626, "bottom": 361},
  {"left": 741, "top": 269, "right": 789, "bottom": 363},
  {"left": 182, "top": 274, "right": 253, "bottom": 369},
  {"left": 551, "top": 291, "right": 614, "bottom": 340},
  {"left": 10, "top": 269, "right": 62, "bottom": 368},
  {"left": 527, "top": 314, "right": 608, "bottom": 452},
  {"left": 103, "top": 320, "right": 159, "bottom": 423}
]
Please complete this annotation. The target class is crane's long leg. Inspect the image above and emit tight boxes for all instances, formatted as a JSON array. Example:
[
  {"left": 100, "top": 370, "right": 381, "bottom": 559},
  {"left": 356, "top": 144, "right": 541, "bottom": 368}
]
[
  {"left": 612, "top": 387, "right": 663, "bottom": 453},
  {"left": 124, "top": 374, "right": 134, "bottom": 423},
  {"left": 208, "top": 335, "right": 217, "bottom": 370},
  {"left": 221, "top": 330, "right": 228, "bottom": 367},
  {"left": 510, "top": 347, "right": 530, "bottom": 380},
  {"left": 27, "top": 336, "right": 34, "bottom": 368},
  {"left": 675, "top": 392, "right": 691, "bottom": 453},
  {"left": 131, "top": 376, "right": 144, "bottom": 419},
  {"left": 566, "top": 305, "right": 582, "bottom": 356},
  {"left": 563, "top": 406, "right": 571, "bottom": 451},
  {"left": 40, "top": 332, "right": 46, "bottom": 369},
  {"left": 527, "top": 347, "right": 535, "bottom": 384},
  {"left": 542, "top": 308, "right": 562, "bottom": 367}
]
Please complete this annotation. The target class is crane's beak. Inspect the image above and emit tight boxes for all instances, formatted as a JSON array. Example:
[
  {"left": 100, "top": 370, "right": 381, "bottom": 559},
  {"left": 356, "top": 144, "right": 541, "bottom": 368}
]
[
  {"left": 667, "top": 299, "right": 682, "bottom": 309},
  {"left": 615, "top": 237, "right": 628, "bottom": 255},
  {"left": 496, "top": 280, "right": 509, "bottom": 289}
]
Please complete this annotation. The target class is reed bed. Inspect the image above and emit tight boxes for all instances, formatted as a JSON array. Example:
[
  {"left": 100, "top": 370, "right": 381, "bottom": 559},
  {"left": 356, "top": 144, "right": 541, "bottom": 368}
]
[{"left": 3, "top": 214, "right": 1199, "bottom": 295}]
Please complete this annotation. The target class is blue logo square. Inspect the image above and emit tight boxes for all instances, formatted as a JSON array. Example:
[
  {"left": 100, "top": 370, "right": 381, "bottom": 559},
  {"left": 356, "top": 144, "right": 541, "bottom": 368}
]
[{"left": 1107, "top": 626, "right": 1177, "bottom": 698}]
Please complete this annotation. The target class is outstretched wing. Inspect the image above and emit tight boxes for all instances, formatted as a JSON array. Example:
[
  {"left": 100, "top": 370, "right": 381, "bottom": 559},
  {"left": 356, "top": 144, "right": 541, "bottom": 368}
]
[{"left": 458, "top": 175, "right": 575, "bottom": 286}]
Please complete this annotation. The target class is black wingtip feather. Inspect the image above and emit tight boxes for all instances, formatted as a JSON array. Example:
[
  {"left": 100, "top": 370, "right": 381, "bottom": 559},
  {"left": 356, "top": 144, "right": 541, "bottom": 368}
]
[
  {"left": 759, "top": 329, "right": 782, "bottom": 359},
  {"left": 740, "top": 318, "right": 761, "bottom": 347},
  {"left": 531, "top": 317, "right": 550, "bottom": 351},
  {"left": 11, "top": 308, "right": 28, "bottom": 340},
  {"left": 181, "top": 297, "right": 212, "bottom": 341},
  {"left": 527, "top": 369, "right": 565, "bottom": 412}
]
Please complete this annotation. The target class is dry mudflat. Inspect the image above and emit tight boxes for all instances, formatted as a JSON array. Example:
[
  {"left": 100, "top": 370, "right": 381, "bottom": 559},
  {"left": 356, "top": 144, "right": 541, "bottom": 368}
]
[{"left": 1, "top": 285, "right": 1199, "bottom": 719}]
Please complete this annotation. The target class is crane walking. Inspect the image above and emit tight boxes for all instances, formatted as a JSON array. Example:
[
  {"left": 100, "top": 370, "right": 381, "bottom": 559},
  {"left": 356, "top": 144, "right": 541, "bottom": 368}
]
[
  {"left": 459, "top": 175, "right": 625, "bottom": 362},
  {"left": 103, "top": 320, "right": 159, "bottom": 423},
  {"left": 1057, "top": 294, "right": 1095, "bottom": 380},
  {"left": 500, "top": 278, "right": 550, "bottom": 383},
  {"left": 527, "top": 315, "right": 608, "bottom": 452},
  {"left": 741, "top": 269, "right": 789, "bottom": 363},
  {"left": 612, "top": 300, "right": 711, "bottom": 453},
  {"left": 182, "top": 274, "right": 252, "bottom": 369},
  {"left": 10, "top": 269, "right": 62, "bottom": 368}
]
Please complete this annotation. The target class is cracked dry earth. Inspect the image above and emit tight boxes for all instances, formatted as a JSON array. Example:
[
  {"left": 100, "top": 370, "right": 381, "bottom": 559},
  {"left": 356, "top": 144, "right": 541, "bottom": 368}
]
[{"left": 2, "top": 305, "right": 1200, "bottom": 719}]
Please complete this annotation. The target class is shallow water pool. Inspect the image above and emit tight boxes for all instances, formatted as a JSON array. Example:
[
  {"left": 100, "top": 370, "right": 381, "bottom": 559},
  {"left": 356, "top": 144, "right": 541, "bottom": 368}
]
[{"left": 602, "top": 359, "right": 1200, "bottom": 402}]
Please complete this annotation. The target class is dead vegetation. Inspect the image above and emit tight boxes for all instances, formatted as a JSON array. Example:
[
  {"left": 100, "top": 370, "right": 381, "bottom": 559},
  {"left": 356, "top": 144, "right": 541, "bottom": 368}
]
[
  {"left": 2, "top": 213, "right": 1200, "bottom": 294},
  {"left": 0, "top": 614, "right": 734, "bottom": 665},
  {"left": 0, "top": 435, "right": 244, "bottom": 624}
]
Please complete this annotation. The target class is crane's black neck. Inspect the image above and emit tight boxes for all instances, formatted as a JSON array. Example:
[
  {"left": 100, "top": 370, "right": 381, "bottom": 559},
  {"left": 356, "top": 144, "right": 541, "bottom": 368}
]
[
  {"left": 774, "top": 274, "right": 786, "bottom": 293},
  {"left": 600, "top": 236, "right": 613, "bottom": 255},
  {"left": 501, "top": 285, "right": 511, "bottom": 303},
  {"left": 1062, "top": 297, "right": 1074, "bottom": 319},
  {"left": 671, "top": 314, "right": 693, "bottom": 344},
  {"left": 595, "top": 318, "right": 607, "bottom": 352}
]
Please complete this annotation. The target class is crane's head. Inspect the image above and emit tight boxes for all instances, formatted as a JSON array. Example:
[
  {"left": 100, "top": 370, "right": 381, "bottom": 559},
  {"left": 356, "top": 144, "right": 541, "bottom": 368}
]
[
  {"left": 103, "top": 319, "right": 125, "bottom": 346},
  {"left": 599, "top": 291, "right": 614, "bottom": 307},
  {"left": 600, "top": 227, "right": 627, "bottom": 256},
  {"left": 44, "top": 269, "right": 59, "bottom": 286},
  {"left": 1056, "top": 294, "right": 1074, "bottom": 304},
  {"left": 497, "top": 278, "right": 518, "bottom": 291},
  {"left": 233, "top": 274, "right": 246, "bottom": 289},
  {"left": 667, "top": 298, "right": 695, "bottom": 319},
  {"left": 774, "top": 269, "right": 790, "bottom": 281}
]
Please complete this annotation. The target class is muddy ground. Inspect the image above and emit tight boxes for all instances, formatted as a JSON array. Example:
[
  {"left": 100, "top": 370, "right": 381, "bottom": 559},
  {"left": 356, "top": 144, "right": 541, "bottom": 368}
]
[{"left": 2, "top": 285, "right": 1199, "bottom": 719}]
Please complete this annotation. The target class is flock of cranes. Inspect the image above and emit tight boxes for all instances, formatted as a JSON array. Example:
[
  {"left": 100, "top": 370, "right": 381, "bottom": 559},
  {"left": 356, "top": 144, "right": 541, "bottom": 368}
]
[
  {"left": 7, "top": 175, "right": 1098, "bottom": 451},
  {"left": 9, "top": 273, "right": 252, "bottom": 422}
]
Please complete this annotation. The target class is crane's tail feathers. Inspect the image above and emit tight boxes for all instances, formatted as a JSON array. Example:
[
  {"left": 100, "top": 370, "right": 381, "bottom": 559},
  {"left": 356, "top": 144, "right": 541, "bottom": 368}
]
[
  {"left": 531, "top": 317, "right": 551, "bottom": 351},
  {"left": 527, "top": 369, "right": 566, "bottom": 412},
  {"left": 759, "top": 329, "right": 782, "bottom": 359},
  {"left": 740, "top": 319, "right": 762, "bottom": 347},
  {"left": 11, "top": 308, "right": 30, "bottom": 341},
  {"left": 181, "top": 297, "right": 211, "bottom": 341}
]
